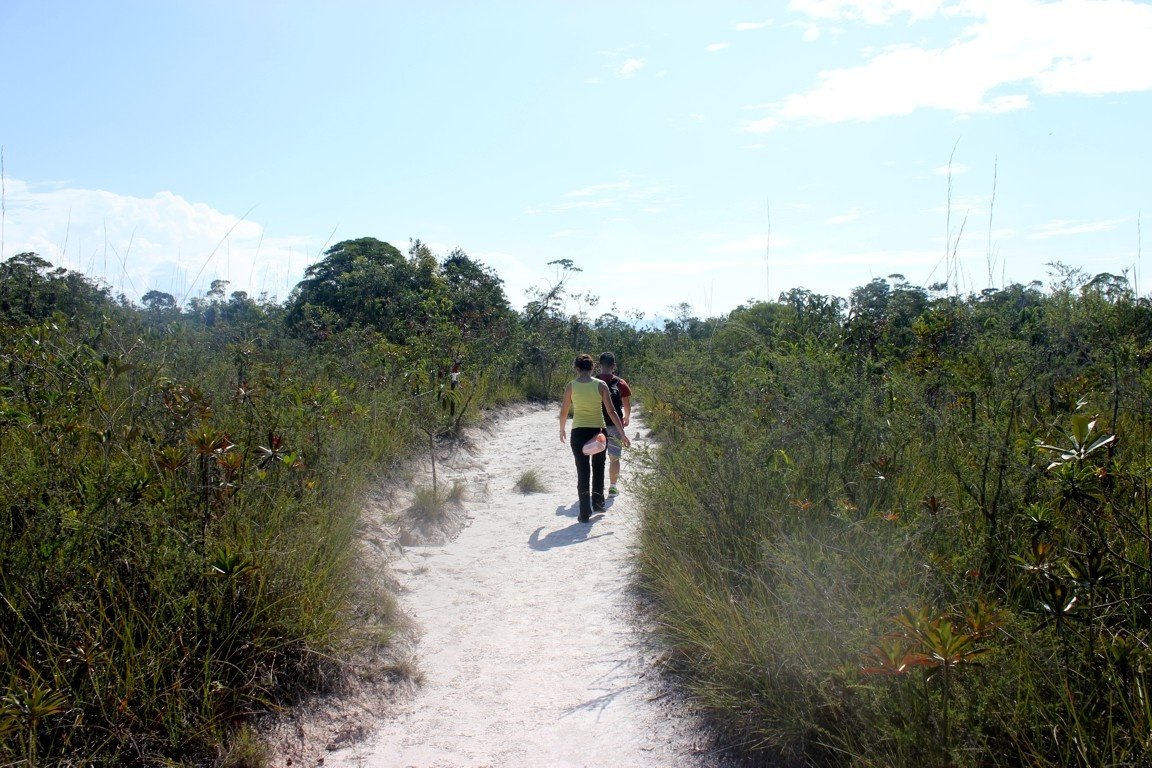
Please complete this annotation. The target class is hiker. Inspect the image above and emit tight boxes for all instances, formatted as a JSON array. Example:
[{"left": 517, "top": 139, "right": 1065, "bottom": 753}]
[
  {"left": 597, "top": 352, "right": 632, "bottom": 498},
  {"left": 559, "top": 353, "right": 630, "bottom": 522}
]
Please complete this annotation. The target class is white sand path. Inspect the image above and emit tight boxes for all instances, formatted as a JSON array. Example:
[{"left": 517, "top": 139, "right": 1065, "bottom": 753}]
[{"left": 322, "top": 403, "right": 729, "bottom": 768}]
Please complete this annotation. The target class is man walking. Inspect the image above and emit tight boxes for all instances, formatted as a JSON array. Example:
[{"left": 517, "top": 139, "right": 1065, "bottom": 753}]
[{"left": 597, "top": 352, "right": 632, "bottom": 498}]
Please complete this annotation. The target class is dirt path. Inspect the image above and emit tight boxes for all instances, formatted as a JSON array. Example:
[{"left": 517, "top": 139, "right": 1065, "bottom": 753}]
[{"left": 319, "top": 403, "right": 728, "bottom": 768}]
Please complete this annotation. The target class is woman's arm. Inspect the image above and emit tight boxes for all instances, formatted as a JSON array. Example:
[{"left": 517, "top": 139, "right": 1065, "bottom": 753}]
[{"left": 559, "top": 384, "right": 573, "bottom": 442}]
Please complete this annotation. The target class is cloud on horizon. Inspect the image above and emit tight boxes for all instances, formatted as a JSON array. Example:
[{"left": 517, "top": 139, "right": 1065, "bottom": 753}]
[{"left": 2, "top": 179, "right": 313, "bottom": 304}]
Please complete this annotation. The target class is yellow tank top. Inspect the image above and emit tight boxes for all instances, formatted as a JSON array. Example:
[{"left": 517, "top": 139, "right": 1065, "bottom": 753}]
[{"left": 571, "top": 379, "right": 605, "bottom": 429}]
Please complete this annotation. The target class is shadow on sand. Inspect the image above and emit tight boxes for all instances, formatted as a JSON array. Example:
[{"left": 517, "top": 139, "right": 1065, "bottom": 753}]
[
  {"left": 553, "top": 497, "right": 617, "bottom": 518},
  {"left": 559, "top": 659, "right": 638, "bottom": 720},
  {"left": 528, "top": 502, "right": 615, "bottom": 550}
]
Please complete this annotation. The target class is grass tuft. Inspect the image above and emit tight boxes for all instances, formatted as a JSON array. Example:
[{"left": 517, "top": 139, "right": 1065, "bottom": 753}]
[
  {"left": 514, "top": 469, "right": 546, "bottom": 494},
  {"left": 219, "top": 725, "right": 271, "bottom": 768},
  {"left": 409, "top": 484, "right": 456, "bottom": 525}
]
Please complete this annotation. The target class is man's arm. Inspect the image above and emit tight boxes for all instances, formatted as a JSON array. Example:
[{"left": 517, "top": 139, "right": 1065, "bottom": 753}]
[
  {"left": 600, "top": 383, "right": 631, "bottom": 446},
  {"left": 619, "top": 379, "right": 633, "bottom": 426}
]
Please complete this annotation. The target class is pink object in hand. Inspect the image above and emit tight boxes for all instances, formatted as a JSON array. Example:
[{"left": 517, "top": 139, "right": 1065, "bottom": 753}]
[{"left": 582, "top": 434, "right": 607, "bottom": 455}]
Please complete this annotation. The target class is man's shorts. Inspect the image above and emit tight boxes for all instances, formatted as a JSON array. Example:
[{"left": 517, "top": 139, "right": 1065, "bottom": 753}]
[{"left": 606, "top": 425, "right": 624, "bottom": 458}]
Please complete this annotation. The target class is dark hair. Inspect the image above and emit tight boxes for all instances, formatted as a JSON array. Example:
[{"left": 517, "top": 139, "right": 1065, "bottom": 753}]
[
  {"left": 598, "top": 352, "right": 616, "bottom": 366},
  {"left": 574, "top": 353, "right": 594, "bottom": 372}
]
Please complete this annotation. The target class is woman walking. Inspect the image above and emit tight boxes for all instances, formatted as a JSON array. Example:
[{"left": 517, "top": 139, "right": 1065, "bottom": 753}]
[{"left": 559, "top": 354, "right": 631, "bottom": 522}]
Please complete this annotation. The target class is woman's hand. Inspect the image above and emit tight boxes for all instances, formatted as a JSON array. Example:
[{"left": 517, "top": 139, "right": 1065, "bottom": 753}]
[{"left": 559, "top": 384, "right": 573, "bottom": 442}]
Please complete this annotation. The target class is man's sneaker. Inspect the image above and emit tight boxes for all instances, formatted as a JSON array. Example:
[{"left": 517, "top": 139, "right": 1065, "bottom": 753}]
[{"left": 608, "top": 486, "right": 619, "bottom": 497}]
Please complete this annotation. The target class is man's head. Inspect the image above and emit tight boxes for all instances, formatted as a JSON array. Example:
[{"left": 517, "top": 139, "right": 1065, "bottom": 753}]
[{"left": 598, "top": 352, "right": 616, "bottom": 375}]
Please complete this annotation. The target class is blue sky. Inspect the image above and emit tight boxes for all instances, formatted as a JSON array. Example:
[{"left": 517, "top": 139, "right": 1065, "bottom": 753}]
[{"left": 3, "top": 0, "right": 1151, "bottom": 320}]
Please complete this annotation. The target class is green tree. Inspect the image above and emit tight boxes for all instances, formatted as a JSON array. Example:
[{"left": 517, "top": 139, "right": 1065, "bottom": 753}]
[
  {"left": 0, "top": 253, "right": 112, "bottom": 326},
  {"left": 285, "top": 237, "right": 415, "bottom": 340}
]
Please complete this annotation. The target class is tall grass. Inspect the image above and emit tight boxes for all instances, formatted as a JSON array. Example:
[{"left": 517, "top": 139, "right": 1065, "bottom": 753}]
[
  {"left": 0, "top": 316, "right": 433, "bottom": 764},
  {"left": 636, "top": 283, "right": 1152, "bottom": 766}
]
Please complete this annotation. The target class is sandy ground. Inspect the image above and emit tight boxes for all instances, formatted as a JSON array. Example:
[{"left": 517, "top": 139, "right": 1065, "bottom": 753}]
[{"left": 281, "top": 402, "right": 731, "bottom": 768}]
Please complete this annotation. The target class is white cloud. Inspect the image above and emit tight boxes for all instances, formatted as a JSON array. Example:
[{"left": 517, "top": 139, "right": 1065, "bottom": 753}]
[
  {"left": 827, "top": 207, "right": 861, "bottom": 223},
  {"left": 1028, "top": 217, "right": 1128, "bottom": 239},
  {"left": 789, "top": 0, "right": 948, "bottom": 24},
  {"left": 762, "top": 0, "right": 1152, "bottom": 126},
  {"left": 736, "top": 20, "right": 774, "bottom": 31},
  {"left": 709, "top": 235, "right": 772, "bottom": 254},
  {"left": 740, "top": 116, "right": 781, "bottom": 133},
  {"left": 526, "top": 181, "right": 669, "bottom": 216},
  {"left": 703, "top": 232, "right": 801, "bottom": 256},
  {"left": 927, "top": 193, "right": 989, "bottom": 215},
  {"left": 1027, "top": 3, "right": 1152, "bottom": 94},
  {"left": 773, "top": 246, "right": 942, "bottom": 267},
  {"left": 617, "top": 58, "right": 646, "bottom": 77},
  {"left": 705, "top": 42, "right": 731, "bottom": 52},
  {"left": 611, "top": 256, "right": 763, "bottom": 276},
  {"left": 934, "top": 163, "right": 969, "bottom": 176},
  {"left": 2, "top": 179, "right": 312, "bottom": 303},
  {"left": 466, "top": 246, "right": 540, "bottom": 306},
  {"left": 566, "top": 182, "right": 630, "bottom": 198}
]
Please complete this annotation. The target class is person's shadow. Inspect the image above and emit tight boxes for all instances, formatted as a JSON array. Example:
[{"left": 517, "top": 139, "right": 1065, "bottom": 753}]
[
  {"left": 527, "top": 502, "right": 614, "bottom": 550},
  {"left": 554, "top": 499, "right": 617, "bottom": 519}
]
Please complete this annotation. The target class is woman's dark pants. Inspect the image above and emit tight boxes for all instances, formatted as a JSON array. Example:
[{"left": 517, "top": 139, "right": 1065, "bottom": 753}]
[{"left": 569, "top": 427, "right": 606, "bottom": 520}]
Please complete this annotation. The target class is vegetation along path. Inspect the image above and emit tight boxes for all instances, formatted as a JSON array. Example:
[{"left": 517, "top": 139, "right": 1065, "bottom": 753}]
[{"left": 317, "top": 403, "right": 728, "bottom": 768}]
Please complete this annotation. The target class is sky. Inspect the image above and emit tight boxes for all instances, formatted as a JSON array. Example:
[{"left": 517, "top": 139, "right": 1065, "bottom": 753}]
[{"left": 2, "top": 0, "right": 1151, "bottom": 321}]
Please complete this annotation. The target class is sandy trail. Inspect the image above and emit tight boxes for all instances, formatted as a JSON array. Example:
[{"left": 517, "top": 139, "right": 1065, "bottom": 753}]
[{"left": 324, "top": 403, "right": 727, "bottom": 768}]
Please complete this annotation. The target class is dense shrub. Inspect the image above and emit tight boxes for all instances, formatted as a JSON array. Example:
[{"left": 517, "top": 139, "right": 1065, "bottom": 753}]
[
  {"left": 0, "top": 315, "right": 411, "bottom": 763},
  {"left": 638, "top": 274, "right": 1152, "bottom": 767}
]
